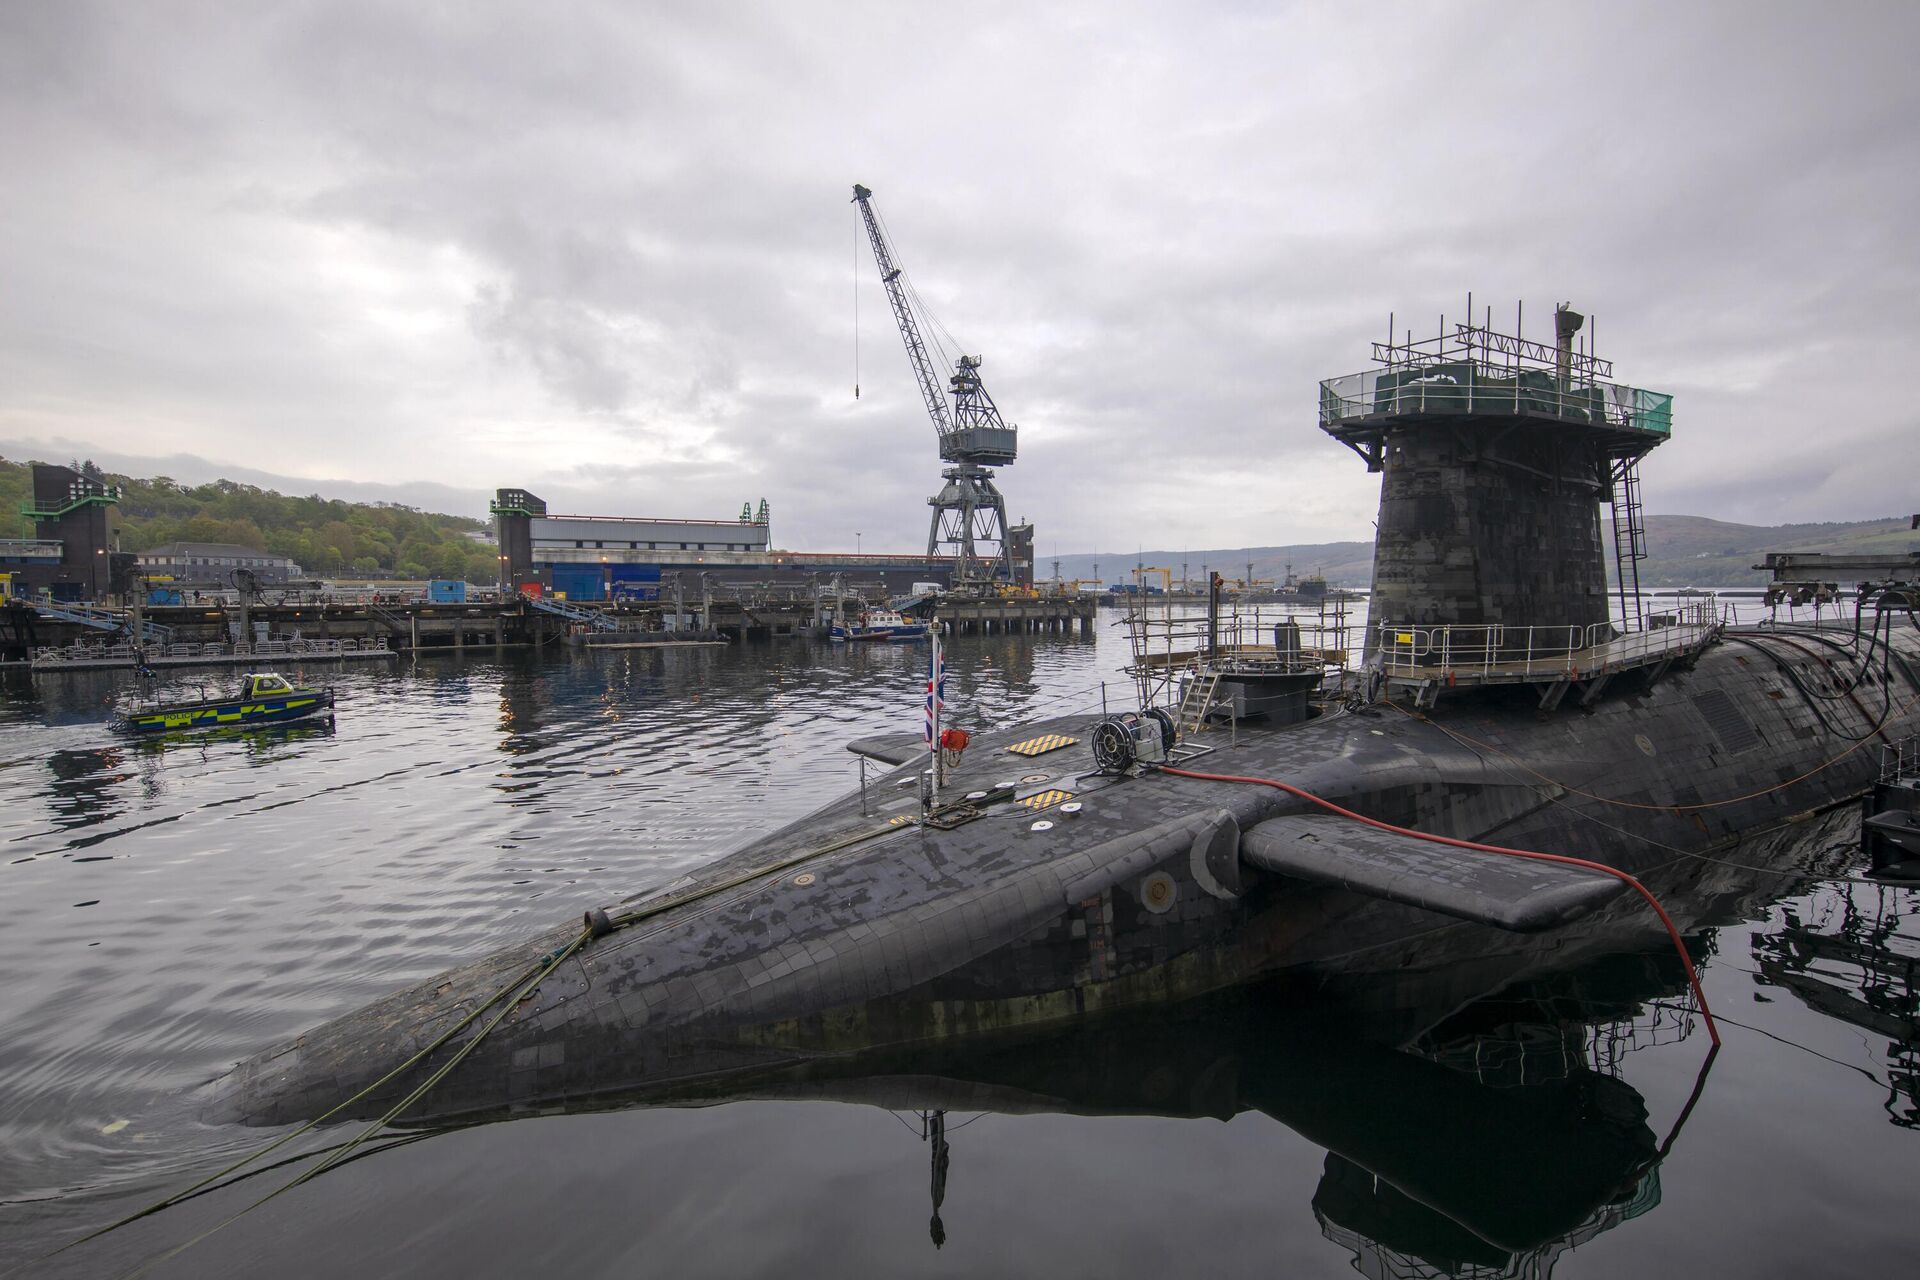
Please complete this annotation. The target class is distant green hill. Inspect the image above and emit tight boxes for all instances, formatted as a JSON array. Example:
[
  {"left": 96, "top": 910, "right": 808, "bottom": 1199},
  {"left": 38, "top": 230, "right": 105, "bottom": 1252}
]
[
  {"left": 1632, "top": 514, "right": 1916, "bottom": 586},
  {"left": 1054, "top": 515, "right": 1917, "bottom": 589},
  {"left": 0, "top": 455, "right": 497, "bottom": 582},
  {"left": 6, "top": 451, "right": 1910, "bottom": 590},
  {"left": 1048, "top": 542, "right": 1375, "bottom": 590}
]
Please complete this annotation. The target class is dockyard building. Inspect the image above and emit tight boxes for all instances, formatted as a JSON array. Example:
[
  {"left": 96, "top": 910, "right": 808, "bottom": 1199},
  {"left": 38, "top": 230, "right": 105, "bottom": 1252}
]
[{"left": 137, "top": 542, "right": 303, "bottom": 587}]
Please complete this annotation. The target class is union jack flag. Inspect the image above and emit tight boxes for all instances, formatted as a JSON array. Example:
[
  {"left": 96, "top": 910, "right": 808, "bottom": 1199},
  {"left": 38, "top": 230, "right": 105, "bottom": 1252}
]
[{"left": 925, "top": 645, "right": 946, "bottom": 747}]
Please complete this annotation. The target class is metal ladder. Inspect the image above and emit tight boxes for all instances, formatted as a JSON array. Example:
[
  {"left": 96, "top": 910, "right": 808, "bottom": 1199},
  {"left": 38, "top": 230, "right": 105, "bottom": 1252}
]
[
  {"left": 35, "top": 602, "right": 173, "bottom": 643},
  {"left": 1174, "top": 665, "right": 1222, "bottom": 735},
  {"left": 366, "top": 602, "right": 411, "bottom": 637},
  {"left": 527, "top": 595, "right": 618, "bottom": 631},
  {"left": 1609, "top": 457, "right": 1648, "bottom": 630}
]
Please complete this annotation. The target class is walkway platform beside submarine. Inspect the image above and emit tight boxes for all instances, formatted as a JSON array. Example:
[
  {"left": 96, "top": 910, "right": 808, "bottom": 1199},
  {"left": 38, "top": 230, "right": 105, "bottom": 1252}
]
[
  {"left": 6, "top": 592, "right": 1098, "bottom": 669},
  {"left": 1376, "top": 607, "right": 1721, "bottom": 708},
  {"left": 30, "top": 637, "right": 396, "bottom": 672},
  {"left": 938, "top": 596, "right": 1097, "bottom": 636}
]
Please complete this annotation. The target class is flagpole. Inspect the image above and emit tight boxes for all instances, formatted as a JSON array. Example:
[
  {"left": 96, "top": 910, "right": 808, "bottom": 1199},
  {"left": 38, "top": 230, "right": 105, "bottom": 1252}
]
[{"left": 928, "top": 620, "right": 943, "bottom": 808}]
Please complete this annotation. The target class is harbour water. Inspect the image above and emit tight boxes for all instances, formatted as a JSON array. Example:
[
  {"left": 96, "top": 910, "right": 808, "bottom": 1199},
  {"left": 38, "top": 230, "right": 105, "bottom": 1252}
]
[{"left": 2, "top": 617, "right": 1916, "bottom": 1277}]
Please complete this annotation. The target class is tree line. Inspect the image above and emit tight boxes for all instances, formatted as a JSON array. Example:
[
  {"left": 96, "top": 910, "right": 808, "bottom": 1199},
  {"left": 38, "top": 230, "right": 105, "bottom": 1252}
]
[{"left": 1, "top": 457, "right": 500, "bottom": 583}]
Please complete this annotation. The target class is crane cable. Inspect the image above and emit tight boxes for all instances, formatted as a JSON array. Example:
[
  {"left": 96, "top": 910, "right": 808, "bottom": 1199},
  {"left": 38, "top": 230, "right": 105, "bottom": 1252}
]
[
  {"left": 872, "top": 203, "right": 964, "bottom": 371},
  {"left": 1155, "top": 764, "right": 1721, "bottom": 1047},
  {"left": 853, "top": 211, "right": 860, "bottom": 399}
]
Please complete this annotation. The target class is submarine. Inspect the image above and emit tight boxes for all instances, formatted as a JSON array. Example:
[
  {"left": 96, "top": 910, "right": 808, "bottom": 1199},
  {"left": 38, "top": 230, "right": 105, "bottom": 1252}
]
[
  {"left": 210, "top": 304, "right": 1920, "bottom": 1130},
  {"left": 154, "top": 812, "right": 1882, "bottom": 1280}
]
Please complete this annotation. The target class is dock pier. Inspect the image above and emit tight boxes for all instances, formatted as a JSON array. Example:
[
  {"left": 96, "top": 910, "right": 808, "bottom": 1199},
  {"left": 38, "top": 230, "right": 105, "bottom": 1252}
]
[
  {"left": 7, "top": 591, "right": 1099, "bottom": 668},
  {"left": 937, "top": 596, "right": 1097, "bottom": 637}
]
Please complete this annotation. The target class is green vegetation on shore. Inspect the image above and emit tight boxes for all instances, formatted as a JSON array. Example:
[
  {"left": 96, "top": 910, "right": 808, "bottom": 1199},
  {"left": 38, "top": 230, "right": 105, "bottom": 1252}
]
[
  {"left": 1626, "top": 514, "right": 1916, "bottom": 586},
  {"left": 5, "top": 454, "right": 1911, "bottom": 589},
  {"left": 1, "top": 456, "right": 497, "bottom": 582}
]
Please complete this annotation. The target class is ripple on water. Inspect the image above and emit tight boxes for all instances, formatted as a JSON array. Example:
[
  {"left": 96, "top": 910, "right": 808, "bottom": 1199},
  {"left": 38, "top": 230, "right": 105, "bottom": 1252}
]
[{"left": 0, "top": 636, "right": 1125, "bottom": 1210}]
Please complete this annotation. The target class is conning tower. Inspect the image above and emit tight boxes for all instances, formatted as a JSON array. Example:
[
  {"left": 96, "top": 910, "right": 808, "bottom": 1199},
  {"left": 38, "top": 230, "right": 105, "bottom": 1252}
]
[{"left": 1320, "top": 302, "right": 1674, "bottom": 656}]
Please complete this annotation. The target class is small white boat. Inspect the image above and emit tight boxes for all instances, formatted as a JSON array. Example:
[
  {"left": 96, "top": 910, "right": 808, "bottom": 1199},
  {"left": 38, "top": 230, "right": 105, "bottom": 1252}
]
[{"left": 829, "top": 608, "right": 929, "bottom": 643}]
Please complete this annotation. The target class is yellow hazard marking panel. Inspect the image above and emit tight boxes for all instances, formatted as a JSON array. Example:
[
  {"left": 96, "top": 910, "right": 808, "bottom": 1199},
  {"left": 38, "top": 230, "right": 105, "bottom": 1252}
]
[
  {"left": 1016, "top": 789, "right": 1074, "bottom": 811},
  {"left": 134, "top": 698, "right": 317, "bottom": 730},
  {"left": 1005, "top": 734, "right": 1079, "bottom": 757},
  {"left": 886, "top": 815, "right": 915, "bottom": 827}
]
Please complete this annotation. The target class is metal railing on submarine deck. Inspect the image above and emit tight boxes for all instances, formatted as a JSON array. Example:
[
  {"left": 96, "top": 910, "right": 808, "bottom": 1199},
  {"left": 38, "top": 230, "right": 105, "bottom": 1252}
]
[
  {"left": 1881, "top": 732, "right": 1920, "bottom": 786},
  {"left": 1121, "top": 592, "right": 1364, "bottom": 716},
  {"left": 1373, "top": 602, "right": 1719, "bottom": 683}
]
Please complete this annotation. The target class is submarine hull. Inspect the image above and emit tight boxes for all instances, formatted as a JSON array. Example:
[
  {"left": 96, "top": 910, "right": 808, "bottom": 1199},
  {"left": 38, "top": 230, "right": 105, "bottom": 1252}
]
[{"left": 205, "top": 622, "right": 1920, "bottom": 1127}]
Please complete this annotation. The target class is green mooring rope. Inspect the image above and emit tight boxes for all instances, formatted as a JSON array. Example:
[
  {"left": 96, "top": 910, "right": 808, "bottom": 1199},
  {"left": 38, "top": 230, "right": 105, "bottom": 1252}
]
[
  {"left": 40, "top": 810, "right": 923, "bottom": 1275},
  {"left": 113, "top": 930, "right": 590, "bottom": 1279},
  {"left": 27, "top": 930, "right": 587, "bottom": 1278}
]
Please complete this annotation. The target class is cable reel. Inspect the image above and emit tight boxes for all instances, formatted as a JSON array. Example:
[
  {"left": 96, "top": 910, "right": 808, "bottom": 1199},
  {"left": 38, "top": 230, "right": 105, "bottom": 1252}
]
[{"left": 1090, "top": 709, "right": 1176, "bottom": 775}]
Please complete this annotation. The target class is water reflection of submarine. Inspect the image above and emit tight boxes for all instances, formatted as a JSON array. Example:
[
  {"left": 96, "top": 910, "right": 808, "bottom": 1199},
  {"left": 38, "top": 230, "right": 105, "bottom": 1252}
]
[
  {"left": 720, "top": 1000, "right": 1662, "bottom": 1270},
  {"left": 1753, "top": 891, "right": 1920, "bottom": 1128},
  {"left": 329, "top": 992, "right": 1664, "bottom": 1272}
]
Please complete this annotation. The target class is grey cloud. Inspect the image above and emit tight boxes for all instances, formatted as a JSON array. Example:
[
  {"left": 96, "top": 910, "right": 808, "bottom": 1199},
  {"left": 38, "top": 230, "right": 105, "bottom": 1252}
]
[{"left": 3, "top": 1, "right": 1918, "bottom": 554}]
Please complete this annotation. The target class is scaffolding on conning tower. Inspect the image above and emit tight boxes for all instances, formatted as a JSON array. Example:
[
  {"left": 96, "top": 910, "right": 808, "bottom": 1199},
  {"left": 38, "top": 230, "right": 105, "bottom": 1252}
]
[
  {"left": 1316, "top": 298, "right": 1699, "bottom": 709},
  {"left": 1119, "top": 571, "right": 1360, "bottom": 726},
  {"left": 1319, "top": 298, "right": 1673, "bottom": 637}
]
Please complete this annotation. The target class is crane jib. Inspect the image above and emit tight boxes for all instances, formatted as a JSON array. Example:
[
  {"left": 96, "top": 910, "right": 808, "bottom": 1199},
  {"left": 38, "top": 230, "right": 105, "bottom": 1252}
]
[
  {"left": 852, "top": 182, "right": 1019, "bottom": 587},
  {"left": 851, "top": 185, "right": 1018, "bottom": 467}
]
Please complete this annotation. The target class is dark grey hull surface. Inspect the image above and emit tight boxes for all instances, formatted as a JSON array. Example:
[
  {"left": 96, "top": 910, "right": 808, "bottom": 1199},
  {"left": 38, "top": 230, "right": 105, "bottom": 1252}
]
[{"left": 208, "top": 624, "right": 1920, "bottom": 1126}]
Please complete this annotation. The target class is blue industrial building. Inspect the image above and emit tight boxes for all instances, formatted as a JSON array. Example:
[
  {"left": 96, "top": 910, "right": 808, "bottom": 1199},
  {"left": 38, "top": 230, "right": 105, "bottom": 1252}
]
[{"left": 491, "top": 489, "right": 1033, "bottom": 600}]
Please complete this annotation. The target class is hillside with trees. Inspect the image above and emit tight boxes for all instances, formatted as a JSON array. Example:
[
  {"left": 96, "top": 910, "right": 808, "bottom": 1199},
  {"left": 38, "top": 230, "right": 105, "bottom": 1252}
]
[
  {"left": 7, "top": 453, "right": 1911, "bottom": 589},
  {"left": 1054, "top": 515, "right": 1917, "bottom": 589},
  {"left": 1, "top": 456, "right": 498, "bottom": 583}
]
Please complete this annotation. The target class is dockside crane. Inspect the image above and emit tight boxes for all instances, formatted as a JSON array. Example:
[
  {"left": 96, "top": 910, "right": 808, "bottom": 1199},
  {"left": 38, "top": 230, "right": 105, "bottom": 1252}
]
[{"left": 852, "top": 183, "right": 1017, "bottom": 588}]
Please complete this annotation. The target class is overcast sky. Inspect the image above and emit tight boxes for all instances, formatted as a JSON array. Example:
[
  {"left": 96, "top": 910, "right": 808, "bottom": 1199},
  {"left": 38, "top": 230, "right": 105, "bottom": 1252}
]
[{"left": 3, "top": 2, "right": 1915, "bottom": 557}]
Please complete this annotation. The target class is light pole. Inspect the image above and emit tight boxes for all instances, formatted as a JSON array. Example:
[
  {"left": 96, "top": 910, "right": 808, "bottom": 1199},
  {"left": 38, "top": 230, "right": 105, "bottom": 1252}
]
[{"left": 856, "top": 531, "right": 862, "bottom": 556}]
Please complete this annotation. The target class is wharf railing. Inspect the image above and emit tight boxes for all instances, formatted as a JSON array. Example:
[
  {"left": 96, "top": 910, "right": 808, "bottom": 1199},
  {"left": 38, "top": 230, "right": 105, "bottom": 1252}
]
[
  {"left": 35, "top": 601, "right": 128, "bottom": 631},
  {"left": 526, "top": 595, "right": 619, "bottom": 630},
  {"left": 1374, "top": 603, "right": 1719, "bottom": 685},
  {"left": 31, "top": 636, "right": 392, "bottom": 669},
  {"left": 18, "top": 485, "right": 121, "bottom": 519},
  {"left": 31, "top": 601, "right": 175, "bottom": 642}
]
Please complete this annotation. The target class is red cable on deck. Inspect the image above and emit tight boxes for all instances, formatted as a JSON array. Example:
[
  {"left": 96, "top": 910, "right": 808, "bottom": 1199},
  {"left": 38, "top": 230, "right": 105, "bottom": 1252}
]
[{"left": 1158, "top": 765, "right": 1721, "bottom": 1046}]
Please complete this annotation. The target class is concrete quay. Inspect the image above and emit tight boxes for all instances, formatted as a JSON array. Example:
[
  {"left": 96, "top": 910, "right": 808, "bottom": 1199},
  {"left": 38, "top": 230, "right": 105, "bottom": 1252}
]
[
  {"left": 5, "top": 593, "right": 1098, "bottom": 665},
  {"left": 936, "top": 596, "right": 1097, "bottom": 637}
]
